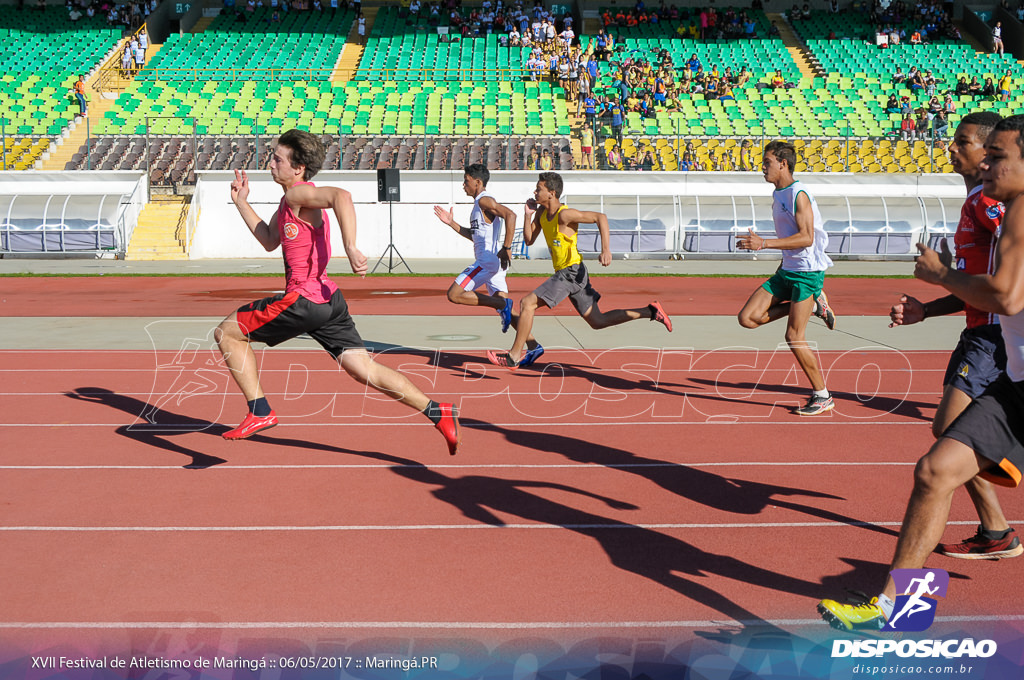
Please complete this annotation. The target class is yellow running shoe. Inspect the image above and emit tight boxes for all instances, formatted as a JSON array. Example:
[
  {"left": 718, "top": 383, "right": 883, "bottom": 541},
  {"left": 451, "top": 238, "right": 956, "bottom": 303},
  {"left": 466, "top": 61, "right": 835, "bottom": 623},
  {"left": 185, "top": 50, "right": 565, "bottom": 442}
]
[{"left": 817, "top": 597, "right": 887, "bottom": 631}]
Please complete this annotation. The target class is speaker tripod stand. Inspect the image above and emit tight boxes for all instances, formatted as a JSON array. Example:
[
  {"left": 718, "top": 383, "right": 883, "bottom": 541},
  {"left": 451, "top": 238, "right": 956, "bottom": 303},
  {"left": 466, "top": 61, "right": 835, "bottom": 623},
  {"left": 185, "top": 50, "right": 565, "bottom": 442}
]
[{"left": 372, "top": 200, "right": 412, "bottom": 273}]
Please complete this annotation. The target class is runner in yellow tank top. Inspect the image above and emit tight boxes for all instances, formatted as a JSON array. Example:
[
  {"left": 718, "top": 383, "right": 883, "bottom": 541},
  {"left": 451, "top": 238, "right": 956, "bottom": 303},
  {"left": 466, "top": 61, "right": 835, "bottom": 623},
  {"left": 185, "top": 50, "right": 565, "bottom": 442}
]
[{"left": 487, "top": 171, "right": 673, "bottom": 370}]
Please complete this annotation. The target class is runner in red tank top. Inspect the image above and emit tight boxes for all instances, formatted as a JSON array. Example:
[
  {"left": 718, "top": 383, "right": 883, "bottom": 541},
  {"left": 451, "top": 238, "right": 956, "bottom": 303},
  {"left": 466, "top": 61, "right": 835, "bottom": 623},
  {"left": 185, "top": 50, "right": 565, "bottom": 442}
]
[
  {"left": 215, "top": 129, "right": 460, "bottom": 454},
  {"left": 886, "top": 111, "right": 1018, "bottom": 561}
]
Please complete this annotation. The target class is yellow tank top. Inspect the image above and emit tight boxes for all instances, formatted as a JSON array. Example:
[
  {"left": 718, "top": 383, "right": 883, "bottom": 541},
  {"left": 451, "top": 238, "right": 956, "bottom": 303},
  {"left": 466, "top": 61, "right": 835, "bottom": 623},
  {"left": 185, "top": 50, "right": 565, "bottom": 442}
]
[{"left": 540, "top": 204, "right": 581, "bottom": 271}]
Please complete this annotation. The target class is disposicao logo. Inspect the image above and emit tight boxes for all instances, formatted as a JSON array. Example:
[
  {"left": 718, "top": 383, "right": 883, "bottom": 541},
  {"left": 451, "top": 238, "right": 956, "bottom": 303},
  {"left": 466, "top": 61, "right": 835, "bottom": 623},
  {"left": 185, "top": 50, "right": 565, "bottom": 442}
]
[
  {"left": 831, "top": 567, "right": 998, "bottom": 660},
  {"left": 885, "top": 568, "right": 948, "bottom": 632}
]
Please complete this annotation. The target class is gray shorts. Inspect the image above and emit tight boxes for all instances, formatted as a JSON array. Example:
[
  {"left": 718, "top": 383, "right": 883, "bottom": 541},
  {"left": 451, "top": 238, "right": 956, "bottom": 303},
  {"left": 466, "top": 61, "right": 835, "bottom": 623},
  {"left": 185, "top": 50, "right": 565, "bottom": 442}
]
[{"left": 535, "top": 262, "right": 602, "bottom": 315}]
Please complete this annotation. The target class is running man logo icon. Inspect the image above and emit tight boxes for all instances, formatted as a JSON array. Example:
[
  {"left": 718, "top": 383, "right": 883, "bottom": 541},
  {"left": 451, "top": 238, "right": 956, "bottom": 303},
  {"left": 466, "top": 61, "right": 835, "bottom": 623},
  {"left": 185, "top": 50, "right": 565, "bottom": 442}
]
[{"left": 884, "top": 568, "right": 949, "bottom": 632}]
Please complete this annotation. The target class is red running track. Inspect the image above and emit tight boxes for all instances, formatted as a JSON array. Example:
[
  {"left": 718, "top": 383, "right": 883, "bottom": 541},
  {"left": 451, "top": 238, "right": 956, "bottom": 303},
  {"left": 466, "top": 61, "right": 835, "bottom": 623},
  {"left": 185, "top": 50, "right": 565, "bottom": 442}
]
[
  {"left": 0, "top": 275, "right": 944, "bottom": 317},
  {"left": 1, "top": 347, "right": 1020, "bottom": 645}
]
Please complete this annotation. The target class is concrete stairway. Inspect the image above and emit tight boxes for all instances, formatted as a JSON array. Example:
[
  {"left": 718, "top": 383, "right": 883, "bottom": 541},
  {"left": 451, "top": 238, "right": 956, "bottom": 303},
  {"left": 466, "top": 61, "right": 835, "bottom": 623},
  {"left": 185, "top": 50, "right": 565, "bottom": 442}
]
[
  {"left": 769, "top": 14, "right": 820, "bottom": 78},
  {"left": 125, "top": 196, "right": 190, "bottom": 260},
  {"left": 41, "top": 42, "right": 164, "bottom": 171},
  {"left": 334, "top": 8, "right": 376, "bottom": 83}
]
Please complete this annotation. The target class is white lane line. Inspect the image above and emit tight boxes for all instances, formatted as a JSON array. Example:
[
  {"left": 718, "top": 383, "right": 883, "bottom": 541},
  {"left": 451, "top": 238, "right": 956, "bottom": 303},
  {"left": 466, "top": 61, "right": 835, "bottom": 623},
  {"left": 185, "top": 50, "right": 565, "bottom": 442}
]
[
  {"left": 0, "top": 462, "right": 918, "bottom": 470},
  {"left": 0, "top": 421, "right": 931, "bottom": 427},
  {"left": 0, "top": 615, "right": 1021, "bottom": 630},
  {"left": 0, "top": 521, "right": 1009, "bottom": 532}
]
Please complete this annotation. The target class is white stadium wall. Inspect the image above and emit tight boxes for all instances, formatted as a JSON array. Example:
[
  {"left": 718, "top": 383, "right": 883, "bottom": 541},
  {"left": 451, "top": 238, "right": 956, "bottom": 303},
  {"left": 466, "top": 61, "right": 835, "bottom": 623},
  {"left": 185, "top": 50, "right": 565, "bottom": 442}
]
[{"left": 189, "top": 170, "right": 967, "bottom": 260}]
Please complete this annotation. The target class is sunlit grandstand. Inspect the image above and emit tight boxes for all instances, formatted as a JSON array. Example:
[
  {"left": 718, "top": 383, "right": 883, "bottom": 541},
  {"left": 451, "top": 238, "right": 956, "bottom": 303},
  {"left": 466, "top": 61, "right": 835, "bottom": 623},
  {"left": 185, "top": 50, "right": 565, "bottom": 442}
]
[{"left": 0, "top": 0, "right": 1020, "bottom": 259}]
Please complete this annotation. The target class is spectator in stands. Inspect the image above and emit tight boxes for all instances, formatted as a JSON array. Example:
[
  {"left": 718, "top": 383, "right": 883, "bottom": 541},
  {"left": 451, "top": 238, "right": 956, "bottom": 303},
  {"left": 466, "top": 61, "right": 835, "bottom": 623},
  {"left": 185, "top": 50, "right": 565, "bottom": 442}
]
[
  {"left": 999, "top": 69, "right": 1013, "bottom": 103},
  {"left": 900, "top": 112, "right": 916, "bottom": 141},
  {"left": 579, "top": 123, "right": 595, "bottom": 169},
  {"left": 529, "top": 147, "right": 541, "bottom": 170},
  {"left": 982, "top": 77, "right": 996, "bottom": 99},
  {"left": 540, "top": 148, "right": 553, "bottom": 171},
  {"left": 915, "top": 109, "right": 931, "bottom": 139},
  {"left": 885, "top": 93, "right": 900, "bottom": 113},
  {"left": 679, "top": 152, "right": 693, "bottom": 171},
  {"left": 606, "top": 143, "right": 623, "bottom": 170},
  {"left": 900, "top": 95, "right": 912, "bottom": 115},
  {"left": 955, "top": 76, "right": 970, "bottom": 96},
  {"left": 992, "top": 21, "right": 1004, "bottom": 55},
  {"left": 932, "top": 110, "right": 949, "bottom": 137},
  {"left": 133, "top": 39, "right": 145, "bottom": 71},
  {"left": 735, "top": 66, "right": 750, "bottom": 88},
  {"left": 639, "top": 150, "right": 654, "bottom": 171},
  {"left": 739, "top": 139, "right": 754, "bottom": 170},
  {"left": 927, "top": 96, "right": 943, "bottom": 115},
  {"left": 121, "top": 43, "right": 132, "bottom": 76},
  {"left": 943, "top": 94, "right": 956, "bottom": 114},
  {"left": 771, "top": 70, "right": 786, "bottom": 89},
  {"left": 719, "top": 151, "right": 734, "bottom": 171},
  {"left": 687, "top": 53, "right": 702, "bottom": 74},
  {"left": 73, "top": 74, "right": 87, "bottom": 118},
  {"left": 909, "top": 68, "right": 925, "bottom": 92}
]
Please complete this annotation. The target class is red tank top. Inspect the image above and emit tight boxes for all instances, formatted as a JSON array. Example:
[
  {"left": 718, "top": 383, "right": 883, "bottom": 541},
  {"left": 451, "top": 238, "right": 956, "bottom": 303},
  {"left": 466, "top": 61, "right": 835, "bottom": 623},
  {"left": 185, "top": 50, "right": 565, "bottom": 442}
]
[
  {"left": 954, "top": 185, "right": 1002, "bottom": 329},
  {"left": 277, "top": 182, "right": 338, "bottom": 304}
]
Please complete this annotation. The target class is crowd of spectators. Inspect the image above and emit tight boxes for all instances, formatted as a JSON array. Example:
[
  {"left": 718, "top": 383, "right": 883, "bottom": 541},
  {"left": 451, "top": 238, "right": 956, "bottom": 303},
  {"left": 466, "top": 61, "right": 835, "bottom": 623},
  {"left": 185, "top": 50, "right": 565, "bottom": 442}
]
[
  {"left": 63, "top": 0, "right": 154, "bottom": 28},
  {"left": 868, "top": 0, "right": 961, "bottom": 46}
]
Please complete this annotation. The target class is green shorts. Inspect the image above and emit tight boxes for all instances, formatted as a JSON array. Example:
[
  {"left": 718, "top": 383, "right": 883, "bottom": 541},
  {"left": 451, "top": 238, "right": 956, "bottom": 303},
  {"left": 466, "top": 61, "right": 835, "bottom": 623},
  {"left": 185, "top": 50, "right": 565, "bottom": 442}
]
[{"left": 760, "top": 269, "right": 826, "bottom": 303}]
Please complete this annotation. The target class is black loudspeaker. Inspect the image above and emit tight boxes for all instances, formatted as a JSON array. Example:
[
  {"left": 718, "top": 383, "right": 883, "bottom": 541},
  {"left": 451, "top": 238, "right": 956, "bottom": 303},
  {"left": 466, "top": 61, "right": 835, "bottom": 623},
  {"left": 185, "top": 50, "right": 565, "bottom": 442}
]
[{"left": 377, "top": 168, "right": 400, "bottom": 202}]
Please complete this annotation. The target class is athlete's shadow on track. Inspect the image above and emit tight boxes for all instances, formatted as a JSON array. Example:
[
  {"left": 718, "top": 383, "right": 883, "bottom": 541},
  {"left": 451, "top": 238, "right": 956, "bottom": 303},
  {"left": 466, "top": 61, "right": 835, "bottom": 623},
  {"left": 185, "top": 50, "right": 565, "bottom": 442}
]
[
  {"left": 66, "top": 387, "right": 230, "bottom": 469},
  {"left": 65, "top": 387, "right": 439, "bottom": 469},
  {"left": 364, "top": 342, "right": 505, "bottom": 381},
  {"left": 465, "top": 418, "right": 898, "bottom": 539},
  {"left": 688, "top": 377, "right": 935, "bottom": 421},
  {"left": 388, "top": 460, "right": 827, "bottom": 631}
]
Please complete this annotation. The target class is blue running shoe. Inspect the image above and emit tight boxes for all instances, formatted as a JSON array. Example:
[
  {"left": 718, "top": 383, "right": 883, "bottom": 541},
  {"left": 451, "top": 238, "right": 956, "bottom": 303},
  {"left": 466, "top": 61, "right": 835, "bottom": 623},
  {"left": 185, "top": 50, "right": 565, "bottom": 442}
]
[
  {"left": 498, "top": 298, "right": 513, "bottom": 333},
  {"left": 519, "top": 345, "right": 545, "bottom": 367}
]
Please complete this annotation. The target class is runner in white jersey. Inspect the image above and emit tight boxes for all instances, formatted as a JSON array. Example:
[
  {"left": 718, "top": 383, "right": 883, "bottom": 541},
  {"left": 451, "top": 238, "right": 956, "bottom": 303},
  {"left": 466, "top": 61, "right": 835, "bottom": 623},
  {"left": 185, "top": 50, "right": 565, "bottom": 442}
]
[
  {"left": 817, "top": 114, "right": 1024, "bottom": 632},
  {"left": 736, "top": 140, "right": 837, "bottom": 416},
  {"left": 434, "top": 164, "right": 543, "bottom": 361}
]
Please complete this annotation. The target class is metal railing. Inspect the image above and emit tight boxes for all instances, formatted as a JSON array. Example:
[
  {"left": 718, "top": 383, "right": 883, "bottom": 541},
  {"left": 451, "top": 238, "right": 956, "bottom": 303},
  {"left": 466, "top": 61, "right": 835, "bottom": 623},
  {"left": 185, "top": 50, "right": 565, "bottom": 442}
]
[{"left": 95, "top": 23, "right": 151, "bottom": 93}]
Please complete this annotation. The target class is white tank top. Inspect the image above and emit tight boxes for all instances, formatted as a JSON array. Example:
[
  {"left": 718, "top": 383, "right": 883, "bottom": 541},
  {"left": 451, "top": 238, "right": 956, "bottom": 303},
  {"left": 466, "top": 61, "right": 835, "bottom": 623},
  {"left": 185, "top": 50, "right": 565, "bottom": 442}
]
[
  {"left": 772, "top": 180, "right": 833, "bottom": 272},
  {"left": 470, "top": 190, "right": 503, "bottom": 262},
  {"left": 998, "top": 223, "right": 1024, "bottom": 380}
]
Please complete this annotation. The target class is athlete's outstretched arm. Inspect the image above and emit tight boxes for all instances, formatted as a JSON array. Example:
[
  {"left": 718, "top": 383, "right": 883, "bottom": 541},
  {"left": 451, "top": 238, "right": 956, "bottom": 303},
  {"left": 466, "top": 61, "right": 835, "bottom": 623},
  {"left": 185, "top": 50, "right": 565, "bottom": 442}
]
[
  {"left": 916, "top": 199, "right": 1024, "bottom": 315},
  {"left": 284, "top": 183, "right": 367, "bottom": 277},
  {"left": 737, "top": 191, "right": 815, "bottom": 252},
  {"left": 562, "top": 207, "right": 612, "bottom": 266},
  {"left": 230, "top": 169, "right": 280, "bottom": 252},
  {"left": 433, "top": 205, "right": 473, "bottom": 240}
]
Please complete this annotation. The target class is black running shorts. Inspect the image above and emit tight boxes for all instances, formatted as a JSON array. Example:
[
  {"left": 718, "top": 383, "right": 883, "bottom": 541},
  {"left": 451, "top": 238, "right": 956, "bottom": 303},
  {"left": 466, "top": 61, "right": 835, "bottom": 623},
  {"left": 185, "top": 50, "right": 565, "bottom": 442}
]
[
  {"left": 235, "top": 288, "right": 364, "bottom": 358},
  {"left": 943, "top": 374, "right": 1024, "bottom": 488}
]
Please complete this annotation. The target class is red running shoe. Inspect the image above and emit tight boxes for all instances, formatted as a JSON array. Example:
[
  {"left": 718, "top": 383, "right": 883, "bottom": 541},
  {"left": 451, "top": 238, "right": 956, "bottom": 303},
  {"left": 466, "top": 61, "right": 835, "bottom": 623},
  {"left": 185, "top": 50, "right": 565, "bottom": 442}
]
[
  {"left": 434, "top": 403, "right": 461, "bottom": 455},
  {"left": 939, "top": 526, "right": 1023, "bottom": 560},
  {"left": 222, "top": 411, "right": 278, "bottom": 440},
  {"left": 650, "top": 301, "right": 673, "bottom": 332},
  {"left": 486, "top": 350, "right": 520, "bottom": 371}
]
